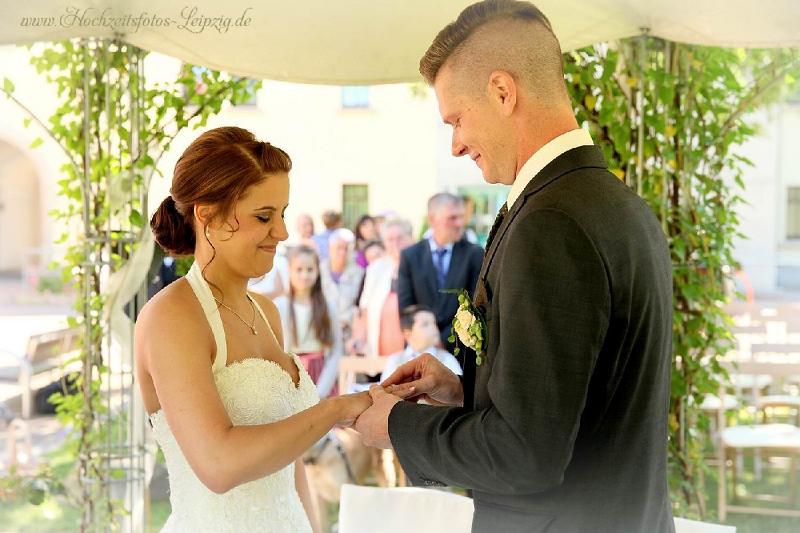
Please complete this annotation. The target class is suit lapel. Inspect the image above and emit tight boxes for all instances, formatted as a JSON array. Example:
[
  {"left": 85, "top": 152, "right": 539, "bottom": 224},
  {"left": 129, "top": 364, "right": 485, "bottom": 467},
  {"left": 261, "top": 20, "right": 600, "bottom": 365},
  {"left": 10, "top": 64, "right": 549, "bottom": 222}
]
[
  {"left": 477, "top": 209, "right": 512, "bottom": 285},
  {"left": 477, "top": 145, "right": 608, "bottom": 284}
]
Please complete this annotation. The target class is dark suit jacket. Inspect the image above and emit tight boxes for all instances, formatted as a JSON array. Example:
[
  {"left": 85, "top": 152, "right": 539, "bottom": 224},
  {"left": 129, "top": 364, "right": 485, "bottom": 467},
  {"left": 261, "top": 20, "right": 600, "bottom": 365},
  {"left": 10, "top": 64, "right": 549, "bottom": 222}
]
[
  {"left": 389, "top": 146, "right": 674, "bottom": 533},
  {"left": 397, "top": 237, "right": 484, "bottom": 350}
]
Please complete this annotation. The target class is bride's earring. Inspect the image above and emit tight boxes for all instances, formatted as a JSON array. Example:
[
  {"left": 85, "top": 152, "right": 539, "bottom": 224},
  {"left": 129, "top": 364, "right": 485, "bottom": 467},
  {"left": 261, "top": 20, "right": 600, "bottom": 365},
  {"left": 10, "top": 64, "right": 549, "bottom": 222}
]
[{"left": 205, "top": 227, "right": 211, "bottom": 240}]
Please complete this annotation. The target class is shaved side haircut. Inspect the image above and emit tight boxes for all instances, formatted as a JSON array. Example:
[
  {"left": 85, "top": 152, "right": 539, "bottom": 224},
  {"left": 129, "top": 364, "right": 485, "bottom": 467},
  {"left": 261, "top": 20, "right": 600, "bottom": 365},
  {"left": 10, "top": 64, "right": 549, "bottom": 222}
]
[{"left": 420, "top": 0, "right": 568, "bottom": 105}]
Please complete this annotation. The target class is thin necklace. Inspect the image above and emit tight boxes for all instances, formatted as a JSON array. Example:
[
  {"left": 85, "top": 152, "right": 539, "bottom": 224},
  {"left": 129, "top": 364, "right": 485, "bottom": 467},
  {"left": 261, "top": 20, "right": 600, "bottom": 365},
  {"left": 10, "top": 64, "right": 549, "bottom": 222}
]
[{"left": 213, "top": 294, "right": 258, "bottom": 335}]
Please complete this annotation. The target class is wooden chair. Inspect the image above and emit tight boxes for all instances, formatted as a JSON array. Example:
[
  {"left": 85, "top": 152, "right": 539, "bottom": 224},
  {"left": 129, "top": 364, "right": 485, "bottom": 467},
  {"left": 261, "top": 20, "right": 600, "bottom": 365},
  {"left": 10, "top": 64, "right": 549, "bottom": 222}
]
[
  {"left": 337, "top": 355, "right": 388, "bottom": 395},
  {"left": 717, "top": 361, "right": 800, "bottom": 520},
  {"left": 0, "top": 328, "right": 81, "bottom": 418}
]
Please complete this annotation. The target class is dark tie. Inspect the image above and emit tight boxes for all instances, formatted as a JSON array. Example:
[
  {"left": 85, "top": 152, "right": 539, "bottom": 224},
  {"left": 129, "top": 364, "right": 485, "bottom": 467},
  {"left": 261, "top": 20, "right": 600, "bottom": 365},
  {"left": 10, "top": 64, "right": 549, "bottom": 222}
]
[
  {"left": 473, "top": 203, "right": 508, "bottom": 313},
  {"left": 484, "top": 203, "right": 509, "bottom": 251},
  {"left": 433, "top": 248, "right": 448, "bottom": 288}
]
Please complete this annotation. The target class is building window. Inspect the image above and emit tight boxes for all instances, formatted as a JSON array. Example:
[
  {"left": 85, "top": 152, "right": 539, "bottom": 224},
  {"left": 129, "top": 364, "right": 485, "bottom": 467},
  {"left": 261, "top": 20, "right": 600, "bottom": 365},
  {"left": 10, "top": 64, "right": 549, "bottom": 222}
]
[
  {"left": 341, "top": 86, "right": 370, "bottom": 109},
  {"left": 342, "top": 185, "right": 369, "bottom": 229},
  {"left": 788, "top": 187, "right": 800, "bottom": 239}
]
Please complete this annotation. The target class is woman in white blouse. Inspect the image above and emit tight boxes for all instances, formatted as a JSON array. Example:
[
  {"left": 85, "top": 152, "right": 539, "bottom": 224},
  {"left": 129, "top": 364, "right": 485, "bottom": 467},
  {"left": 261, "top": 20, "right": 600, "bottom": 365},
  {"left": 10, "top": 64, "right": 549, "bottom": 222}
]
[{"left": 356, "top": 218, "right": 414, "bottom": 357}]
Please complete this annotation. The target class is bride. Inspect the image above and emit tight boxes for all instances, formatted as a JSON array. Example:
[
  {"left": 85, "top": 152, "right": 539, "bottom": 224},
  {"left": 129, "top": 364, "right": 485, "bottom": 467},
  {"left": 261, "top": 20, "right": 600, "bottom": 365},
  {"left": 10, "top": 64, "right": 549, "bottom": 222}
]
[{"left": 135, "top": 126, "right": 371, "bottom": 532}]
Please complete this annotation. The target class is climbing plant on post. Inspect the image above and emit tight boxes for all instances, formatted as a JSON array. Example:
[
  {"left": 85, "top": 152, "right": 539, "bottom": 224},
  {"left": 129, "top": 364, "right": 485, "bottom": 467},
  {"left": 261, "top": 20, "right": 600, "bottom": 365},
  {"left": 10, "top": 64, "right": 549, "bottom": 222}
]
[
  {"left": 2, "top": 39, "right": 259, "bottom": 530},
  {"left": 564, "top": 39, "right": 799, "bottom": 518}
]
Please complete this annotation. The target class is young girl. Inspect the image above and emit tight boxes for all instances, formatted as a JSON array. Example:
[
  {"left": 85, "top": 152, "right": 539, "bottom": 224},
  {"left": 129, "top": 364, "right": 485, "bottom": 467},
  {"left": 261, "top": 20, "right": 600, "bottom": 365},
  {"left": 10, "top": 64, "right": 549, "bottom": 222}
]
[{"left": 275, "top": 245, "right": 342, "bottom": 397}]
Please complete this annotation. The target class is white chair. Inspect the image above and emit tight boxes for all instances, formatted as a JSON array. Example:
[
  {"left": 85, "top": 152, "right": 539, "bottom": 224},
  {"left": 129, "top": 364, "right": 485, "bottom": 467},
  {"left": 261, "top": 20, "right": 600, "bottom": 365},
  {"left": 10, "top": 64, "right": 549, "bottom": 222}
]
[
  {"left": 674, "top": 517, "right": 736, "bottom": 533},
  {"left": 338, "top": 485, "right": 737, "bottom": 533},
  {"left": 338, "top": 484, "right": 474, "bottom": 533}
]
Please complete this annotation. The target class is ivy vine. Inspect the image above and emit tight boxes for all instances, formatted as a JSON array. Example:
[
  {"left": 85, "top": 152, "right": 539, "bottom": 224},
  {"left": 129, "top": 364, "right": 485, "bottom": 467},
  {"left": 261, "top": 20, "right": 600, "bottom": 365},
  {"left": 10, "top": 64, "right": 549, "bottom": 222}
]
[
  {"left": 565, "top": 38, "right": 800, "bottom": 518},
  {"left": 2, "top": 38, "right": 259, "bottom": 531}
]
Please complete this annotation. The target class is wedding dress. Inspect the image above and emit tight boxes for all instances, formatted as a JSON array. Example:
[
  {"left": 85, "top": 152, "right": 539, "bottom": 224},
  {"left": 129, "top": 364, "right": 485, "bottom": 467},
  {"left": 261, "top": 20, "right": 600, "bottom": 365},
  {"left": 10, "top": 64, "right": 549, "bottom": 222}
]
[{"left": 149, "top": 262, "right": 319, "bottom": 532}]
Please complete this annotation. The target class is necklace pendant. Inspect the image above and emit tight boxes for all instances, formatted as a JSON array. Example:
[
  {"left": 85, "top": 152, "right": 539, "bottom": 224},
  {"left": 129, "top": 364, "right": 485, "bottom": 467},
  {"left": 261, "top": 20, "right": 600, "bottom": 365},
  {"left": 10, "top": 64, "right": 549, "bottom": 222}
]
[{"left": 251, "top": 326, "right": 258, "bottom": 335}]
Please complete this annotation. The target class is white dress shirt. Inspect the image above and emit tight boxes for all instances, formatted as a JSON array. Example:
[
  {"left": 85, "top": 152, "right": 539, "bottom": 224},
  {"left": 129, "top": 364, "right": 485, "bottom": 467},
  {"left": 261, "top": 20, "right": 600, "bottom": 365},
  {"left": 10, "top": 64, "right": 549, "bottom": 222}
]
[
  {"left": 506, "top": 128, "right": 594, "bottom": 209},
  {"left": 428, "top": 238, "right": 454, "bottom": 279}
]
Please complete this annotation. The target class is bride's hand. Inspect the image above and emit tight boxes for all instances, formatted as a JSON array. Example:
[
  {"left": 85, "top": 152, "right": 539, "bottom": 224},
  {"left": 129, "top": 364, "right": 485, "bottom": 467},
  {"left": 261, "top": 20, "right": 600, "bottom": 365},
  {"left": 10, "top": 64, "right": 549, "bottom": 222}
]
[{"left": 331, "top": 391, "right": 372, "bottom": 427}]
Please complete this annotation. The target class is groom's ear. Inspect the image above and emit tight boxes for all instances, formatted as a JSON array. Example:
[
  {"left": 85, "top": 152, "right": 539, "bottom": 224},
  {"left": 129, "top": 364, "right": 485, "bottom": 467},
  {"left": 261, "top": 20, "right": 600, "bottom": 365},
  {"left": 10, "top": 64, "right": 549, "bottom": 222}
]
[{"left": 487, "top": 70, "right": 517, "bottom": 117}]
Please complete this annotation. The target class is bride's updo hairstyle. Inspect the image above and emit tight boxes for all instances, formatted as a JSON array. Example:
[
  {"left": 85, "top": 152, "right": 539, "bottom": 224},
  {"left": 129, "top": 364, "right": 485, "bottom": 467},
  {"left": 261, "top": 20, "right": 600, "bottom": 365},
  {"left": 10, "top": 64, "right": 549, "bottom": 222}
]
[{"left": 150, "top": 127, "right": 292, "bottom": 256}]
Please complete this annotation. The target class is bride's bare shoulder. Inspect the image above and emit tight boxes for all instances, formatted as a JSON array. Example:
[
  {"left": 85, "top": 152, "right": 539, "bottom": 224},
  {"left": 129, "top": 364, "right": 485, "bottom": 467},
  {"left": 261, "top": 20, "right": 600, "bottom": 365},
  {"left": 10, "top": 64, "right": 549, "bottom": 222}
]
[
  {"left": 136, "top": 279, "right": 206, "bottom": 339},
  {"left": 135, "top": 278, "right": 216, "bottom": 374}
]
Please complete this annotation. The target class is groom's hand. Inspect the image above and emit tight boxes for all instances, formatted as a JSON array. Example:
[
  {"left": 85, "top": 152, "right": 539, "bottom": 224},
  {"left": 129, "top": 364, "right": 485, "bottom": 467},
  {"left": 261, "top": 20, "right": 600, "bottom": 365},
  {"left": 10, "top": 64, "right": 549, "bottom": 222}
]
[
  {"left": 353, "top": 385, "right": 401, "bottom": 449},
  {"left": 381, "top": 353, "right": 464, "bottom": 407}
]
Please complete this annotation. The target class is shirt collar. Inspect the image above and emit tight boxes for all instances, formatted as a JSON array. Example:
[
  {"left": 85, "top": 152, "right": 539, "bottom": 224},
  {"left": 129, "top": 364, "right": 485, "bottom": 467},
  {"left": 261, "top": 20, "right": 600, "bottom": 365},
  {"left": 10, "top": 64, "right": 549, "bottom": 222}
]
[
  {"left": 428, "top": 238, "right": 454, "bottom": 254},
  {"left": 506, "top": 128, "right": 594, "bottom": 209}
]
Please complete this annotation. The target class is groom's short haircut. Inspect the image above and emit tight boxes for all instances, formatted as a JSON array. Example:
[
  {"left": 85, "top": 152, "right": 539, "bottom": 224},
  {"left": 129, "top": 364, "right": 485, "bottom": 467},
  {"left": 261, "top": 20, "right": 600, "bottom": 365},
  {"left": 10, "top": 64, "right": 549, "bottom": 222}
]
[
  {"left": 419, "top": 0, "right": 567, "bottom": 104},
  {"left": 400, "top": 304, "right": 435, "bottom": 331},
  {"left": 427, "top": 192, "right": 464, "bottom": 215}
]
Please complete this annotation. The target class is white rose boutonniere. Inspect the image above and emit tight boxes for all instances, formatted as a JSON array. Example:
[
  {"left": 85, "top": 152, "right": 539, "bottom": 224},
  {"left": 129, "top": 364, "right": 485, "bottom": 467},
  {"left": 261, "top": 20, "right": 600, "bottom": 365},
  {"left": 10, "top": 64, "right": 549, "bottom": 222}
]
[{"left": 442, "top": 288, "right": 488, "bottom": 366}]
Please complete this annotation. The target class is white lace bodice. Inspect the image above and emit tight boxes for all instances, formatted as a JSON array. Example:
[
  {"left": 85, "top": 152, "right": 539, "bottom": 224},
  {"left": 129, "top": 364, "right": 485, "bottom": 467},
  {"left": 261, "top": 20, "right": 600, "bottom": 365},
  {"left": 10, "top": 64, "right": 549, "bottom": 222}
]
[{"left": 149, "top": 262, "right": 319, "bottom": 532}]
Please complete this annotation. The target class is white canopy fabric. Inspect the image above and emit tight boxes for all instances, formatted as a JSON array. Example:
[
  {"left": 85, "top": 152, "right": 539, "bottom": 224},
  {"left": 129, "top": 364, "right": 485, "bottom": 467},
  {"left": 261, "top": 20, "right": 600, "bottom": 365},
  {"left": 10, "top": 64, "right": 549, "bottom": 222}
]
[{"left": 2, "top": 0, "right": 799, "bottom": 85}]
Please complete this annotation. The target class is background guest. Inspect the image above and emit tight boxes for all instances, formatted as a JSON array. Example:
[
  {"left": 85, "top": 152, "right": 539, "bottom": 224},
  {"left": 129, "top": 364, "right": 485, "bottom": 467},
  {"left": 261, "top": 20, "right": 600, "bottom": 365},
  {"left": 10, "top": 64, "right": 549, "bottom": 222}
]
[
  {"left": 312, "top": 210, "right": 343, "bottom": 261},
  {"left": 398, "top": 193, "right": 483, "bottom": 352},
  {"left": 353, "top": 214, "right": 379, "bottom": 268},
  {"left": 274, "top": 245, "right": 342, "bottom": 397},
  {"left": 362, "top": 240, "right": 385, "bottom": 266},
  {"left": 292, "top": 213, "right": 317, "bottom": 249},
  {"left": 380, "top": 304, "right": 462, "bottom": 382},
  {"left": 354, "top": 218, "right": 413, "bottom": 357},
  {"left": 320, "top": 228, "right": 365, "bottom": 347}
]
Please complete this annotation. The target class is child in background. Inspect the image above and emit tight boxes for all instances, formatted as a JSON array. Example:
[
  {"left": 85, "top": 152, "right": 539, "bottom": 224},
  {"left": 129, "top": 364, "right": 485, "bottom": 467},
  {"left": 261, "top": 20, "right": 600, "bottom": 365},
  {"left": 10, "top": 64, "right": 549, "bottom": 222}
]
[
  {"left": 274, "top": 245, "right": 342, "bottom": 397},
  {"left": 380, "top": 304, "right": 462, "bottom": 383}
]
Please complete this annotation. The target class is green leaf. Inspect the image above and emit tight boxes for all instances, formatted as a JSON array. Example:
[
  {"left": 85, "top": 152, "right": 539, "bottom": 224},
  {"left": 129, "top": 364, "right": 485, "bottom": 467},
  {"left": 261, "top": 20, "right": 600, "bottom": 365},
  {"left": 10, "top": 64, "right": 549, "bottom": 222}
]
[
  {"left": 129, "top": 209, "right": 143, "bottom": 227},
  {"left": 2, "top": 77, "right": 14, "bottom": 94},
  {"left": 29, "top": 137, "right": 43, "bottom": 149}
]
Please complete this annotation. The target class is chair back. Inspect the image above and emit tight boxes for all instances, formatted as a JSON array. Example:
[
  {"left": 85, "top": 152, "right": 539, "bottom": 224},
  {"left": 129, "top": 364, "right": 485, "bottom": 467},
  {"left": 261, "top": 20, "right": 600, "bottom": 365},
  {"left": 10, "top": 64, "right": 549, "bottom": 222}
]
[
  {"left": 25, "top": 328, "right": 80, "bottom": 365},
  {"left": 338, "top": 484, "right": 474, "bottom": 533},
  {"left": 674, "top": 517, "right": 735, "bottom": 532}
]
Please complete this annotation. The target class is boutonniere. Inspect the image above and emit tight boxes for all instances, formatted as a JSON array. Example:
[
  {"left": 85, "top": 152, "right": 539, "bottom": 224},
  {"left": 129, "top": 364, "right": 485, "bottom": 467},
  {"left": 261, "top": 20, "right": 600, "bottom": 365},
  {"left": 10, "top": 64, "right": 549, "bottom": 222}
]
[{"left": 441, "top": 288, "right": 487, "bottom": 366}]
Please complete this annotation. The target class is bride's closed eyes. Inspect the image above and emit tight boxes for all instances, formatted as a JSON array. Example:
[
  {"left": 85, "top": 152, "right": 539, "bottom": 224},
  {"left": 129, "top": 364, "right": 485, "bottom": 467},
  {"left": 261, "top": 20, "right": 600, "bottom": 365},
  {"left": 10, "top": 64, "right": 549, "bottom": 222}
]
[{"left": 254, "top": 207, "right": 288, "bottom": 224}]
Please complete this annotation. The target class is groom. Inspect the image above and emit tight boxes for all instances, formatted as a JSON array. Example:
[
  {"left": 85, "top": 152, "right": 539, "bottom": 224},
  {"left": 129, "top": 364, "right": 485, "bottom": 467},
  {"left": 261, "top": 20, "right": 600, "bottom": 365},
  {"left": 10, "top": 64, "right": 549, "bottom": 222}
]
[{"left": 354, "top": 1, "right": 675, "bottom": 532}]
